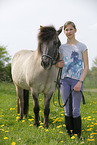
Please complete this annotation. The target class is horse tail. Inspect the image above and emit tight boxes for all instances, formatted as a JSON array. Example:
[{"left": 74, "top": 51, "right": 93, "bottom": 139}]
[{"left": 23, "top": 89, "right": 29, "bottom": 117}]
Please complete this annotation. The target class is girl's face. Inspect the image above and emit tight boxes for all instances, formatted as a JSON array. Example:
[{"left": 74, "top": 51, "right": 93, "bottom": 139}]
[{"left": 64, "top": 24, "right": 76, "bottom": 39}]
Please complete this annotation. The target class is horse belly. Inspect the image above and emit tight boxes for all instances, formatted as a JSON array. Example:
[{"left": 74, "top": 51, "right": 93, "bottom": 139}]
[{"left": 31, "top": 69, "right": 58, "bottom": 94}]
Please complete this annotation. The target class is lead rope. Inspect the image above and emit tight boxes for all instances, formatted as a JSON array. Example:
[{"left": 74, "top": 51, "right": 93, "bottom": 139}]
[{"left": 53, "top": 68, "right": 86, "bottom": 108}]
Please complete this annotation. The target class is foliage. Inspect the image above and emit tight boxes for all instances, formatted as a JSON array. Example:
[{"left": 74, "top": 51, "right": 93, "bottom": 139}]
[
  {"left": 84, "top": 56, "right": 97, "bottom": 88},
  {"left": 0, "top": 46, "right": 12, "bottom": 82},
  {"left": 0, "top": 83, "right": 97, "bottom": 145},
  {"left": 93, "top": 56, "right": 97, "bottom": 67}
]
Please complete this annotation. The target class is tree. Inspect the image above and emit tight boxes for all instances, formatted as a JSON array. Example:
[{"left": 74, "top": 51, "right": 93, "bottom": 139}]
[
  {"left": 93, "top": 56, "right": 97, "bottom": 67},
  {"left": 0, "top": 46, "right": 11, "bottom": 81}
]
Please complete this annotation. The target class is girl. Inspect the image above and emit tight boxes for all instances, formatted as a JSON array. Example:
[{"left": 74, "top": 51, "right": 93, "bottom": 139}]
[{"left": 56, "top": 21, "right": 89, "bottom": 138}]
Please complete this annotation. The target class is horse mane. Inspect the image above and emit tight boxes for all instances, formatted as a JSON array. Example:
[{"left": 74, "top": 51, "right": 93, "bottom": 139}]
[
  {"left": 38, "top": 26, "right": 57, "bottom": 53},
  {"left": 38, "top": 26, "right": 57, "bottom": 42}
]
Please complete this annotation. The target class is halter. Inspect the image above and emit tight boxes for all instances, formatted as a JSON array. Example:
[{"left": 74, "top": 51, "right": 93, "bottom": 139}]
[{"left": 41, "top": 54, "right": 61, "bottom": 66}]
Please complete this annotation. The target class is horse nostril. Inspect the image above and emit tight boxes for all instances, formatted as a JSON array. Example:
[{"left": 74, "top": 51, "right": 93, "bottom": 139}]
[{"left": 41, "top": 60, "right": 50, "bottom": 68}]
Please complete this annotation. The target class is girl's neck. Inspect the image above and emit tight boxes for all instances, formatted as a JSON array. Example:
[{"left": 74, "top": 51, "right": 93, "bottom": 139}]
[{"left": 66, "top": 38, "right": 79, "bottom": 46}]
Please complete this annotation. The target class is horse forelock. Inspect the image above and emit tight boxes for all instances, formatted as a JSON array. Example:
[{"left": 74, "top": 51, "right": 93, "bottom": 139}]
[
  {"left": 38, "top": 26, "right": 57, "bottom": 54},
  {"left": 38, "top": 26, "right": 57, "bottom": 42}
]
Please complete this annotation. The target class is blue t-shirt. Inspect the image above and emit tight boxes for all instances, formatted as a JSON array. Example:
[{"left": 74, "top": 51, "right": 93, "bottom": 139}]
[{"left": 59, "top": 42, "right": 87, "bottom": 80}]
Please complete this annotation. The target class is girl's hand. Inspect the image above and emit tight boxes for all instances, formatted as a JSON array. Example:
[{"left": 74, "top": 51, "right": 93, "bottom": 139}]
[
  {"left": 56, "top": 60, "right": 64, "bottom": 68},
  {"left": 73, "top": 81, "right": 82, "bottom": 92}
]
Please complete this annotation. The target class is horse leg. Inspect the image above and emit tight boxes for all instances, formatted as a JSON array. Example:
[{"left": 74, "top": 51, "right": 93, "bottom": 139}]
[
  {"left": 31, "top": 90, "right": 40, "bottom": 127},
  {"left": 44, "top": 93, "right": 52, "bottom": 128},
  {"left": 23, "top": 89, "right": 29, "bottom": 118},
  {"left": 16, "top": 86, "right": 24, "bottom": 120},
  {"left": 17, "top": 96, "right": 20, "bottom": 114}
]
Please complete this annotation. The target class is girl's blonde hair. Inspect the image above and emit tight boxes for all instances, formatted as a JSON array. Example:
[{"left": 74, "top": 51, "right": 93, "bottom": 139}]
[{"left": 64, "top": 21, "right": 76, "bottom": 30}]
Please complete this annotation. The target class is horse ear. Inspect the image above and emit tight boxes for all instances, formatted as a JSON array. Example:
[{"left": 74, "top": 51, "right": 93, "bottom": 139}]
[{"left": 57, "top": 26, "right": 63, "bottom": 35}]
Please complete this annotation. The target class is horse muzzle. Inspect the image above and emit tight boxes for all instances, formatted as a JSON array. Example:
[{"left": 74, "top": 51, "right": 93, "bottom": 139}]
[
  {"left": 41, "top": 55, "right": 53, "bottom": 70},
  {"left": 41, "top": 59, "right": 52, "bottom": 70}
]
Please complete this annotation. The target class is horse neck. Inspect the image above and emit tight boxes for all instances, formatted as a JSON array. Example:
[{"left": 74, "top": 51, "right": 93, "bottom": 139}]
[{"left": 33, "top": 49, "right": 42, "bottom": 65}]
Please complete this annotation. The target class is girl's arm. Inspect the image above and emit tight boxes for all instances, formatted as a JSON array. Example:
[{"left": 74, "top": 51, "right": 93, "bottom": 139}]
[
  {"left": 73, "top": 49, "right": 89, "bottom": 91},
  {"left": 56, "top": 54, "right": 64, "bottom": 68}
]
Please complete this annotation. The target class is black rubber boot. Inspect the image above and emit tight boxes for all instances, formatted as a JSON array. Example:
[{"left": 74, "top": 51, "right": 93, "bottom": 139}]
[
  {"left": 65, "top": 116, "right": 73, "bottom": 137},
  {"left": 73, "top": 116, "right": 81, "bottom": 138}
]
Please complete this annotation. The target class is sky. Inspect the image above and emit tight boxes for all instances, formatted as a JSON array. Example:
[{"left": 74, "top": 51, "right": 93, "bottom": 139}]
[{"left": 0, "top": 0, "right": 97, "bottom": 69}]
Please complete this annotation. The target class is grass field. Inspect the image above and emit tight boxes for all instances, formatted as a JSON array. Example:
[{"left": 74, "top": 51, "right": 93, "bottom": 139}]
[{"left": 0, "top": 83, "right": 97, "bottom": 145}]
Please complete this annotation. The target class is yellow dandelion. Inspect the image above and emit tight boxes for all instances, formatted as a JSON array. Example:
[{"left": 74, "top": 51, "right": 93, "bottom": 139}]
[
  {"left": 87, "top": 139, "right": 95, "bottom": 142},
  {"left": 1, "top": 124, "right": 4, "bottom": 127},
  {"left": 4, "top": 137, "right": 8, "bottom": 139},
  {"left": 45, "top": 129, "right": 49, "bottom": 131},
  {"left": 5, "top": 130, "right": 9, "bottom": 132},
  {"left": 59, "top": 131, "right": 63, "bottom": 134},
  {"left": 61, "top": 114, "right": 64, "bottom": 116},
  {"left": 28, "top": 119, "right": 34, "bottom": 121},
  {"left": 22, "top": 120, "right": 25, "bottom": 123},
  {"left": 71, "top": 136, "right": 75, "bottom": 139},
  {"left": 16, "top": 116, "right": 19, "bottom": 120},
  {"left": 58, "top": 119, "right": 62, "bottom": 122},
  {"left": 29, "top": 124, "right": 33, "bottom": 126},
  {"left": 63, "top": 124, "right": 66, "bottom": 127},
  {"left": 1, "top": 129, "right": 4, "bottom": 131},
  {"left": 87, "top": 128, "right": 92, "bottom": 131},
  {"left": 88, "top": 116, "right": 91, "bottom": 118},
  {"left": 91, "top": 133, "right": 97, "bottom": 135},
  {"left": 61, "top": 141, "right": 64, "bottom": 143},
  {"left": 19, "top": 138, "right": 21, "bottom": 140},
  {"left": 0, "top": 115, "right": 4, "bottom": 117},
  {"left": 39, "top": 126, "right": 43, "bottom": 128},
  {"left": 90, "top": 125, "right": 94, "bottom": 127},
  {"left": 57, "top": 125, "right": 62, "bottom": 128},
  {"left": 10, "top": 108, "right": 15, "bottom": 110},
  {"left": 87, "top": 119, "right": 91, "bottom": 121},
  {"left": 52, "top": 118, "right": 59, "bottom": 123},
  {"left": 70, "top": 130, "right": 73, "bottom": 133},
  {"left": 11, "top": 142, "right": 16, "bottom": 145}
]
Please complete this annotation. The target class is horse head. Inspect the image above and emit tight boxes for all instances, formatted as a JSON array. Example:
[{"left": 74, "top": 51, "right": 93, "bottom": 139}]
[{"left": 38, "top": 26, "right": 62, "bottom": 70}]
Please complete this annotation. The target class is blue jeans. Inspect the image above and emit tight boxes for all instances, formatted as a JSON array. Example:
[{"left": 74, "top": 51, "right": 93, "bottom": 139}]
[{"left": 60, "top": 78, "right": 83, "bottom": 118}]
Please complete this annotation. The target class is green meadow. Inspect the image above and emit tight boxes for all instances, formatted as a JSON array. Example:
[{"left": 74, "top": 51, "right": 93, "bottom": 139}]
[{"left": 0, "top": 83, "right": 97, "bottom": 145}]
